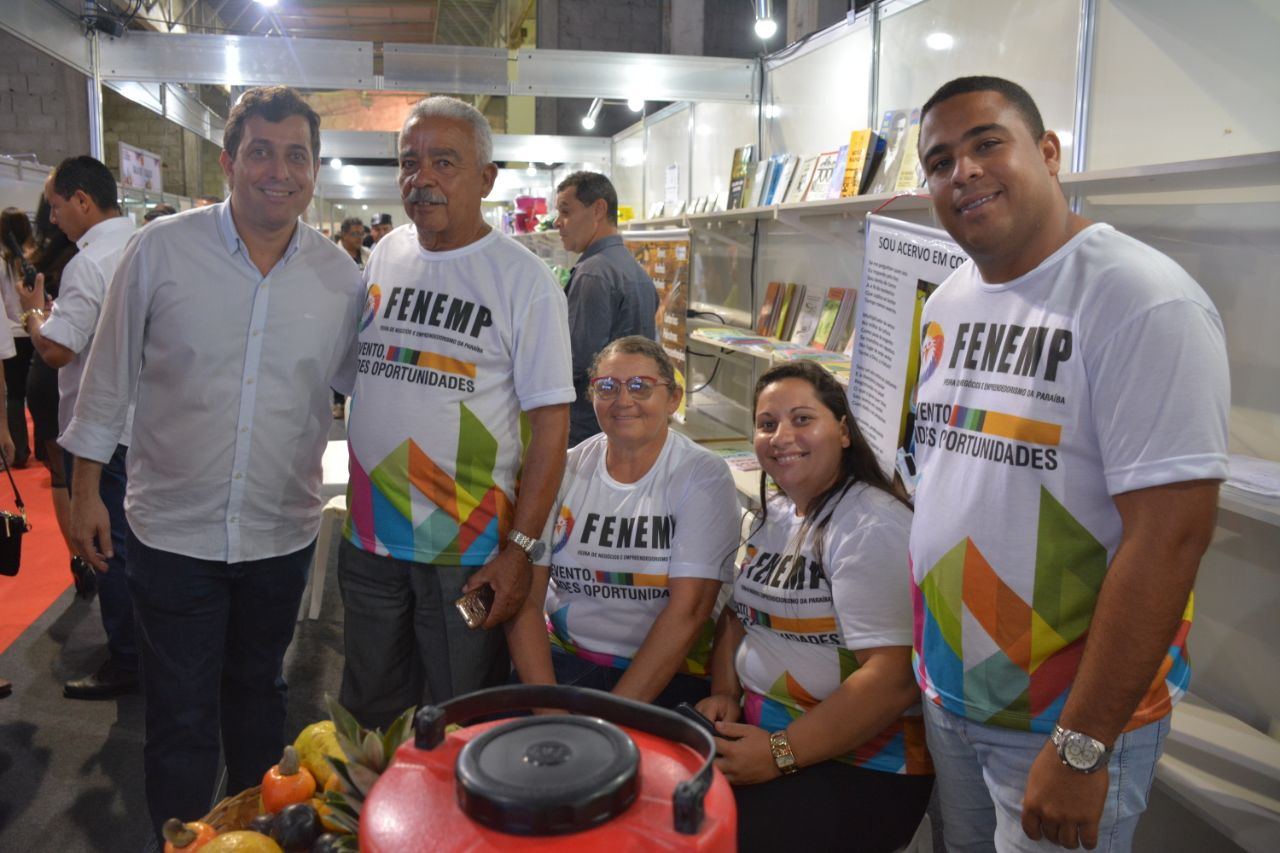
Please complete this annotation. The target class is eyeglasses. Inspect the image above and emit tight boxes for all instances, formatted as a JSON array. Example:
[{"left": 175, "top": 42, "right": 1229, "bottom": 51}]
[{"left": 588, "top": 375, "right": 671, "bottom": 400}]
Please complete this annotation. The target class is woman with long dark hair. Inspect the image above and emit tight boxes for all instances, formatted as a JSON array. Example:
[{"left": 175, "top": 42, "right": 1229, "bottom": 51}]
[
  {"left": 1, "top": 207, "right": 39, "bottom": 467},
  {"left": 697, "top": 360, "right": 933, "bottom": 852}
]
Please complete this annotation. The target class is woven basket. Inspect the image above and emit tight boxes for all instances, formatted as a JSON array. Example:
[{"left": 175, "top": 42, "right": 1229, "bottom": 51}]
[{"left": 202, "top": 785, "right": 263, "bottom": 833}]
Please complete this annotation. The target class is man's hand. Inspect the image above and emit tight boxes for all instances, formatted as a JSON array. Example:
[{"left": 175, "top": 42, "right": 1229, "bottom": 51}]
[
  {"left": 464, "top": 546, "right": 532, "bottom": 629},
  {"left": 709, "top": 721, "right": 779, "bottom": 785},
  {"left": 1022, "top": 738, "right": 1109, "bottom": 850},
  {"left": 17, "top": 272, "right": 46, "bottom": 313},
  {"left": 69, "top": 491, "right": 113, "bottom": 573},
  {"left": 0, "top": 427, "right": 13, "bottom": 468}
]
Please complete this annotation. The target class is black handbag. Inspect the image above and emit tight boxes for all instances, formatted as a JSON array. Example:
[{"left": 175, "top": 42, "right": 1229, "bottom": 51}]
[{"left": 0, "top": 451, "right": 30, "bottom": 577}]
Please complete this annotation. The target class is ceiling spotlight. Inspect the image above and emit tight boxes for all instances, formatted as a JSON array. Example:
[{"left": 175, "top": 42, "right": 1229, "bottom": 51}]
[
  {"left": 339, "top": 164, "right": 359, "bottom": 186},
  {"left": 526, "top": 164, "right": 537, "bottom": 176},
  {"left": 329, "top": 157, "right": 343, "bottom": 170},
  {"left": 361, "top": 204, "right": 368, "bottom": 210},
  {"left": 255, "top": 0, "right": 280, "bottom": 8},
  {"left": 754, "top": 0, "right": 778, "bottom": 40},
  {"left": 581, "top": 97, "right": 603, "bottom": 131},
  {"left": 627, "top": 98, "right": 644, "bottom": 112}
]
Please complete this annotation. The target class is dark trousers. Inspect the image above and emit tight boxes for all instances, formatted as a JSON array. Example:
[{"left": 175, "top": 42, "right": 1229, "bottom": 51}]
[
  {"left": 734, "top": 759, "right": 933, "bottom": 853},
  {"left": 64, "top": 445, "right": 136, "bottom": 670},
  {"left": 548, "top": 647, "right": 711, "bottom": 710},
  {"left": 3, "top": 337, "right": 33, "bottom": 463},
  {"left": 126, "top": 530, "right": 313, "bottom": 843}
]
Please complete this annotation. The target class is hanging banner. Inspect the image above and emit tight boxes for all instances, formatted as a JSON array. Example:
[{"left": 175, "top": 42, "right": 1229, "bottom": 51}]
[{"left": 847, "top": 214, "right": 968, "bottom": 483}]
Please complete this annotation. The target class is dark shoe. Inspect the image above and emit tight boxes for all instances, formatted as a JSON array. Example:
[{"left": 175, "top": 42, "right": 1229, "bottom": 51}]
[
  {"left": 63, "top": 659, "right": 139, "bottom": 699},
  {"left": 70, "top": 557, "right": 97, "bottom": 601},
  {"left": 0, "top": 678, "right": 11, "bottom": 698}
]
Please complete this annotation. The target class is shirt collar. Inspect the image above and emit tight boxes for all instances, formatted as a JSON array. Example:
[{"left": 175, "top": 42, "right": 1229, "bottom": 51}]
[
  {"left": 77, "top": 215, "right": 136, "bottom": 251},
  {"left": 216, "top": 199, "right": 303, "bottom": 264},
  {"left": 578, "top": 233, "right": 623, "bottom": 263}
]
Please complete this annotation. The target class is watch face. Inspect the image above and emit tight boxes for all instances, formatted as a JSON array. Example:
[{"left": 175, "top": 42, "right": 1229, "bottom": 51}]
[
  {"left": 1063, "top": 732, "right": 1102, "bottom": 770},
  {"left": 528, "top": 540, "right": 547, "bottom": 562}
]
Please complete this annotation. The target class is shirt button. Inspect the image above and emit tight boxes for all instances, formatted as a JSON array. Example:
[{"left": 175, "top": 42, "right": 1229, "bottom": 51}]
[
  {"left": 240, "top": 426, "right": 248, "bottom": 433},
  {"left": 234, "top": 472, "right": 243, "bottom": 480},
  {"left": 230, "top": 515, "right": 238, "bottom": 523},
  {"left": 252, "top": 330, "right": 261, "bottom": 337},
  {"left": 246, "top": 377, "right": 254, "bottom": 385}
]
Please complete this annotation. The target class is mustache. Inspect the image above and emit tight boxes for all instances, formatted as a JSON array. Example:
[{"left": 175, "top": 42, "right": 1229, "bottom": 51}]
[{"left": 405, "top": 188, "right": 446, "bottom": 204}]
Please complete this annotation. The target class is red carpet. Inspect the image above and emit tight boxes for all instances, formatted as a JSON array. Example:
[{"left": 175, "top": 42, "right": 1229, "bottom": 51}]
[{"left": 0, "top": 458, "right": 71, "bottom": 655}]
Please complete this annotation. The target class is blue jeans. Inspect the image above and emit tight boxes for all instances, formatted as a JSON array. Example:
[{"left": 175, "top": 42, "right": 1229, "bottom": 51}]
[
  {"left": 923, "top": 701, "right": 1168, "bottom": 853},
  {"left": 549, "top": 647, "right": 711, "bottom": 710},
  {"left": 127, "top": 530, "right": 313, "bottom": 844},
  {"left": 65, "top": 445, "right": 136, "bottom": 670}
]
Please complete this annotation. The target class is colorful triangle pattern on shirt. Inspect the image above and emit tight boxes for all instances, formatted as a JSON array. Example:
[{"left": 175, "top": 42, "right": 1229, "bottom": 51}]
[{"left": 914, "top": 486, "right": 1191, "bottom": 732}]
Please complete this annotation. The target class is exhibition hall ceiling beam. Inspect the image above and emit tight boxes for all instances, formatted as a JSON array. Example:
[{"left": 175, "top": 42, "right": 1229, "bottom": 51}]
[
  {"left": 91, "top": 32, "right": 757, "bottom": 102},
  {"left": 320, "top": 130, "right": 610, "bottom": 165}
]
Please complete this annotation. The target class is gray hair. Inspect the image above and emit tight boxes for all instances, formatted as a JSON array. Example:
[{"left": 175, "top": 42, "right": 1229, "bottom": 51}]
[
  {"left": 402, "top": 96, "right": 493, "bottom": 166},
  {"left": 589, "top": 335, "right": 678, "bottom": 392}
]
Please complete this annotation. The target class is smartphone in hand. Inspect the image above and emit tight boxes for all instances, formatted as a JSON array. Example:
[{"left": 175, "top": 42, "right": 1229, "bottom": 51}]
[
  {"left": 675, "top": 702, "right": 721, "bottom": 739},
  {"left": 455, "top": 584, "right": 495, "bottom": 629}
]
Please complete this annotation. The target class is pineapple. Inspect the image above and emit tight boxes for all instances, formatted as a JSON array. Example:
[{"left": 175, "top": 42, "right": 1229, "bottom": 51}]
[{"left": 320, "top": 698, "right": 416, "bottom": 836}]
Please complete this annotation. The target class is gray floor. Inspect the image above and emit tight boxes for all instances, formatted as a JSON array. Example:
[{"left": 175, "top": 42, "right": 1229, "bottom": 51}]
[{"left": 0, "top": 538, "right": 346, "bottom": 853}]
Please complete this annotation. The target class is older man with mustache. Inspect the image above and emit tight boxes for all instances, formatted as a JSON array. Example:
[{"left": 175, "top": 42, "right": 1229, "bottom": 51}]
[{"left": 336, "top": 96, "right": 573, "bottom": 728}]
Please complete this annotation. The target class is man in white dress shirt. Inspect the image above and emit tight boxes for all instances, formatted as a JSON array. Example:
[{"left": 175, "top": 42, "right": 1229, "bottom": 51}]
[
  {"left": 19, "top": 155, "right": 138, "bottom": 700},
  {"left": 60, "top": 86, "right": 364, "bottom": 844}
]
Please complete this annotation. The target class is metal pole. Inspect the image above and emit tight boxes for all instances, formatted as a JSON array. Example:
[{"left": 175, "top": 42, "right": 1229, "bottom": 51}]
[
  {"left": 869, "top": 1, "right": 881, "bottom": 128},
  {"left": 87, "top": 30, "right": 104, "bottom": 159},
  {"left": 1071, "top": 0, "right": 1097, "bottom": 178}
]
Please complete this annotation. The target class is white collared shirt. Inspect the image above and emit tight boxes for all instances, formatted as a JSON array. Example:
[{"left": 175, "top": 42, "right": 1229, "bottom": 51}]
[
  {"left": 40, "top": 215, "right": 136, "bottom": 436},
  {"left": 60, "top": 202, "right": 364, "bottom": 563}
]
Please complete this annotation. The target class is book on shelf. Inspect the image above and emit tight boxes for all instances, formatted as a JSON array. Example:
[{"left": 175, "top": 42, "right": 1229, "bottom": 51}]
[
  {"left": 789, "top": 288, "right": 825, "bottom": 345},
  {"left": 840, "top": 129, "right": 879, "bottom": 197},
  {"left": 769, "top": 155, "right": 798, "bottom": 205},
  {"left": 804, "top": 150, "right": 842, "bottom": 202},
  {"left": 894, "top": 108, "right": 925, "bottom": 192},
  {"left": 784, "top": 155, "right": 818, "bottom": 204},
  {"left": 826, "top": 289, "right": 859, "bottom": 352},
  {"left": 810, "top": 287, "right": 846, "bottom": 349},
  {"left": 778, "top": 283, "right": 807, "bottom": 340},
  {"left": 858, "top": 134, "right": 887, "bottom": 195},
  {"left": 745, "top": 159, "right": 771, "bottom": 208},
  {"left": 755, "top": 281, "right": 783, "bottom": 335},
  {"left": 824, "top": 144, "right": 850, "bottom": 199},
  {"left": 772, "top": 282, "right": 797, "bottom": 338},
  {"left": 727, "top": 144, "right": 755, "bottom": 209},
  {"left": 866, "top": 108, "right": 915, "bottom": 195}
]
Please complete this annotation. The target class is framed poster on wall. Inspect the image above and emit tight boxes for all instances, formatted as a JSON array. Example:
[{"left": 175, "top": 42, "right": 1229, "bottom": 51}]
[{"left": 118, "top": 141, "right": 163, "bottom": 192}]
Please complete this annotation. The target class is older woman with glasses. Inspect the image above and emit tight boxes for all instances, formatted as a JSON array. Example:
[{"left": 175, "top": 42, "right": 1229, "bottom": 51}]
[{"left": 505, "top": 335, "right": 741, "bottom": 707}]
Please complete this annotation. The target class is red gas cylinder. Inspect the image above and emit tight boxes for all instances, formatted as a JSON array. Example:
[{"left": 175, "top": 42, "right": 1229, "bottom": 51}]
[{"left": 361, "top": 685, "right": 736, "bottom": 852}]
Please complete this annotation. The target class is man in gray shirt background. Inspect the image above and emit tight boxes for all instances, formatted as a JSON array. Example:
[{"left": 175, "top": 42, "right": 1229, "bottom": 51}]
[{"left": 554, "top": 171, "right": 657, "bottom": 446}]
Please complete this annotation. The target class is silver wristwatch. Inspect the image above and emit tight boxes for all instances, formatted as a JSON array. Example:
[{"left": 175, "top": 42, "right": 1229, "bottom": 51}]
[
  {"left": 1051, "top": 725, "right": 1112, "bottom": 774},
  {"left": 507, "top": 529, "right": 546, "bottom": 562}
]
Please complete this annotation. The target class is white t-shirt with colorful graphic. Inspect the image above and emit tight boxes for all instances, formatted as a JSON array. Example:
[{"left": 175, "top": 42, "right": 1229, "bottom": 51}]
[
  {"left": 540, "top": 430, "right": 740, "bottom": 674},
  {"left": 910, "top": 223, "right": 1229, "bottom": 734},
  {"left": 344, "top": 226, "right": 574, "bottom": 566},
  {"left": 734, "top": 485, "right": 931, "bottom": 775}
]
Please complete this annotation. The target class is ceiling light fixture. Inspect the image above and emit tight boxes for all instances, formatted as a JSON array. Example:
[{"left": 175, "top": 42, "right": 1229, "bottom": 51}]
[
  {"left": 255, "top": 0, "right": 280, "bottom": 8},
  {"left": 754, "top": 0, "right": 778, "bottom": 40},
  {"left": 627, "top": 98, "right": 644, "bottom": 112},
  {"left": 329, "top": 157, "right": 343, "bottom": 170},
  {"left": 581, "top": 98, "right": 603, "bottom": 131},
  {"left": 925, "top": 32, "right": 955, "bottom": 50},
  {"left": 526, "top": 164, "right": 537, "bottom": 176}
]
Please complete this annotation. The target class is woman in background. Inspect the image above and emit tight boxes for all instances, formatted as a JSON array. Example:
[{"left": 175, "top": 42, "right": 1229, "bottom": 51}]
[{"left": 0, "top": 207, "right": 36, "bottom": 467}]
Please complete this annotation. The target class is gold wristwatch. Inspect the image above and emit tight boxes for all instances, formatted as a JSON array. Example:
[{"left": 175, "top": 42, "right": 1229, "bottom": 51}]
[{"left": 768, "top": 729, "right": 799, "bottom": 775}]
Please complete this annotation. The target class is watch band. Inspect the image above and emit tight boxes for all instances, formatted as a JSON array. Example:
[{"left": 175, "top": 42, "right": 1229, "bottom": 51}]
[
  {"left": 20, "top": 308, "right": 46, "bottom": 327},
  {"left": 768, "top": 729, "right": 799, "bottom": 775}
]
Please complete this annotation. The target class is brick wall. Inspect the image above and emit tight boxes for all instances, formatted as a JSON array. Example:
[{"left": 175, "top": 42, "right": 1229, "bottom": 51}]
[
  {"left": 102, "top": 87, "right": 224, "bottom": 197},
  {"left": 0, "top": 30, "right": 90, "bottom": 168}
]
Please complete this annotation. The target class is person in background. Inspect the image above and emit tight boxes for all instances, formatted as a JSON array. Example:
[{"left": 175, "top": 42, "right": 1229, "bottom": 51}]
[
  {"left": 61, "top": 85, "right": 363, "bottom": 844},
  {"left": 363, "top": 212, "right": 394, "bottom": 248},
  {"left": 337, "top": 216, "right": 369, "bottom": 270},
  {"left": 698, "top": 361, "right": 933, "bottom": 853},
  {"left": 19, "top": 156, "right": 138, "bottom": 701},
  {"left": 338, "top": 95, "right": 573, "bottom": 729},
  {"left": 910, "top": 76, "right": 1228, "bottom": 852},
  {"left": 506, "top": 336, "right": 740, "bottom": 708},
  {"left": 554, "top": 171, "right": 657, "bottom": 447},
  {"left": 142, "top": 204, "right": 177, "bottom": 224},
  {"left": 1, "top": 208, "right": 36, "bottom": 468},
  {"left": 193, "top": 195, "right": 221, "bottom": 208}
]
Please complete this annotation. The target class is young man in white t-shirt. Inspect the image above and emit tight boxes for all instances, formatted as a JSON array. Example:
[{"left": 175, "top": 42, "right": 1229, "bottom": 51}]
[
  {"left": 910, "top": 76, "right": 1228, "bottom": 852},
  {"left": 338, "top": 97, "right": 573, "bottom": 728}
]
